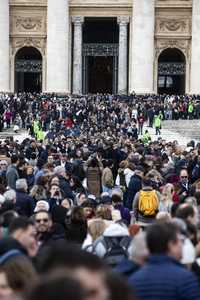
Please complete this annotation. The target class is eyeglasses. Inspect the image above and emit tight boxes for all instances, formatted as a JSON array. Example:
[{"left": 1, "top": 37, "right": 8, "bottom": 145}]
[
  {"left": 35, "top": 219, "right": 49, "bottom": 223},
  {"left": 181, "top": 176, "right": 188, "bottom": 179}
]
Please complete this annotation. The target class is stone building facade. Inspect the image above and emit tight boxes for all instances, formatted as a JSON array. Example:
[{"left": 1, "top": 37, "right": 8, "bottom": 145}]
[{"left": 0, "top": 0, "right": 199, "bottom": 95}]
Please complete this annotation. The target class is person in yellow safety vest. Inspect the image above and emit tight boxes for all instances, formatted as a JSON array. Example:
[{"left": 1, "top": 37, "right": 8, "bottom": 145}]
[
  {"left": 154, "top": 114, "right": 162, "bottom": 136},
  {"left": 142, "top": 130, "right": 151, "bottom": 145},
  {"left": 33, "top": 120, "right": 39, "bottom": 138},
  {"left": 36, "top": 128, "right": 45, "bottom": 141},
  {"left": 188, "top": 102, "right": 194, "bottom": 120}
]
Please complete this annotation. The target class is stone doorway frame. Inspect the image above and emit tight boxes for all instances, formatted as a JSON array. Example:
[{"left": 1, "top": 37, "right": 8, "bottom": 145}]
[{"left": 82, "top": 43, "right": 118, "bottom": 94}]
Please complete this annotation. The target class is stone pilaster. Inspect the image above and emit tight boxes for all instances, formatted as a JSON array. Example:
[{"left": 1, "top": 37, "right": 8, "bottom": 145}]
[
  {"left": 117, "top": 16, "right": 129, "bottom": 95},
  {"left": 72, "top": 16, "right": 84, "bottom": 95},
  {"left": 46, "top": 0, "right": 69, "bottom": 93},
  {"left": 190, "top": 0, "right": 200, "bottom": 94},
  {"left": 0, "top": 0, "right": 9, "bottom": 92},
  {"left": 131, "top": 0, "right": 155, "bottom": 94}
]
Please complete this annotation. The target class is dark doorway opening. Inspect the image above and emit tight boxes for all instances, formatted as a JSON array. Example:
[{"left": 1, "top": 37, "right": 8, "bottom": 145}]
[
  {"left": 82, "top": 18, "right": 118, "bottom": 94},
  {"left": 88, "top": 56, "right": 113, "bottom": 94},
  {"left": 15, "top": 47, "right": 42, "bottom": 93},
  {"left": 83, "top": 18, "right": 119, "bottom": 44},
  {"left": 158, "top": 48, "right": 186, "bottom": 95}
]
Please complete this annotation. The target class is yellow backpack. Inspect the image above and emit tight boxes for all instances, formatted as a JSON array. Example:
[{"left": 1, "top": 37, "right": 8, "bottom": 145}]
[{"left": 138, "top": 190, "right": 159, "bottom": 216}]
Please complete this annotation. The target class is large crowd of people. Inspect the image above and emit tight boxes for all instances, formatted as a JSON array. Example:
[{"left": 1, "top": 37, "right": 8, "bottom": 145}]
[{"left": 0, "top": 92, "right": 200, "bottom": 299}]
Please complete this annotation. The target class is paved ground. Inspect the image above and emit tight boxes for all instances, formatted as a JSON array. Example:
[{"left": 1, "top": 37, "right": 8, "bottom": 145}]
[
  {"left": 0, "top": 119, "right": 200, "bottom": 146},
  {"left": 143, "top": 119, "right": 200, "bottom": 146}
]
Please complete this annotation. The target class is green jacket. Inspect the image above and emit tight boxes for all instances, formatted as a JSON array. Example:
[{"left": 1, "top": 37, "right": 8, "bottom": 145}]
[
  {"left": 154, "top": 116, "right": 161, "bottom": 128},
  {"left": 37, "top": 130, "right": 45, "bottom": 141},
  {"left": 142, "top": 132, "right": 151, "bottom": 144},
  {"left": 33, "top": 120, "right": 39, "bottom": 135},
  {"left": 188, "top": 103, "right": 193, "bottom": 113}
]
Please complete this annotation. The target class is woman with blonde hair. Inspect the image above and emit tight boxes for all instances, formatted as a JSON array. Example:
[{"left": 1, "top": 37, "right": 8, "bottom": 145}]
[
  {"left": 159, "top": 183, "right": 174, "bottom": 213},
  {"left": 82, "top": 219, "right": 106, "bottom": 251},
  {"left": 88, "top": 219, "right": 106, "bottom": 242}
]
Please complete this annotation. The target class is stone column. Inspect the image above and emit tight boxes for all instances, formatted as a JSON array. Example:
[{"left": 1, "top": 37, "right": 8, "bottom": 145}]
[
  {"left": 117, "top": 16, "right": 129, "bottom": 95},
  {"left": 0, "top": 0, "right": 9, "bottom": 92},
  {"left": 46, "top": 0, "right": 69, "bottom": 93},
  {"left": 190, "top": 0, "right": 200, "bottom": 94},
  {"left": 131, "top": 0, "right": 155, "bottom": 94},
  {"left": 72, "top": 16, "right": 84, "bottom": 95}
]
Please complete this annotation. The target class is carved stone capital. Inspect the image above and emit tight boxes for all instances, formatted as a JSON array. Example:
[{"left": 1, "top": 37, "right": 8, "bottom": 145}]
[
  {"left": 72, "top": 16, "right": 84, "bottom": 25},
  {"left": 117, "top": 16, "right": 129, "bottom": 26}
]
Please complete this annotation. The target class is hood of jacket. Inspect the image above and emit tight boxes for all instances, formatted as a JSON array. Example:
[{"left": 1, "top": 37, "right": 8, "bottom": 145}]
[{"left": 103, "top": 223, "right": 129, "bottom": 237}]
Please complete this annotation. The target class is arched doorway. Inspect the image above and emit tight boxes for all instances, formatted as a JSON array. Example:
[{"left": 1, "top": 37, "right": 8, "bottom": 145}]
[
  {"left": 15, "top": 47, "right": 42, "bottom": 93},
  {"left": 158, "top": 48, "right": 186, "bottom": 95}
]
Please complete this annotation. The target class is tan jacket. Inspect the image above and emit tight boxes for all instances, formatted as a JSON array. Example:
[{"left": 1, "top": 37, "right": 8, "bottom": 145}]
[{"left": 102, "top": 167, "right": 114, "bottom": 188}]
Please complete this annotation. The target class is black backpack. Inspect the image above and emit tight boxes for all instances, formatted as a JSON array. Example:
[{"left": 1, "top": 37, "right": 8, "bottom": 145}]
[{"left": 94, "top": 236, "right": 131, "bottom": 268}]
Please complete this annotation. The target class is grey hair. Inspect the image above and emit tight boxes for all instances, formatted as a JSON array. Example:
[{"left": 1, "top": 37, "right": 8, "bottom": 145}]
[
  {"left": 3, "top": 189, "right": 16, "bottom": 202},
  {"left": 16, "top": 178, "right": 28, "bottom": 191},
  {"left": 54, "top": 166, "right": 65, "bottom": 175},
  {"left": 130, "top": 231, "right": 149, "bottom": 260}
]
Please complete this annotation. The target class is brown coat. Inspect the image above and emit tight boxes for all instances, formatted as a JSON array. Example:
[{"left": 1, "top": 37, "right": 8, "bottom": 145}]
[
  {"left": 102, "top": 167, "right": 114, "bottom": 189},
  {"left": 87, "top": 166, "right": 102, "bottom": 197}
]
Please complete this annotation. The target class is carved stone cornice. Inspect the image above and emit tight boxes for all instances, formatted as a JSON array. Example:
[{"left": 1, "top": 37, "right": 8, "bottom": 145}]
[
  {"left": 156, "top": 0, "right": 192, "bottom": 8},
  {"left": 10, "top": 0, "right": 47, "bottom": 7}
]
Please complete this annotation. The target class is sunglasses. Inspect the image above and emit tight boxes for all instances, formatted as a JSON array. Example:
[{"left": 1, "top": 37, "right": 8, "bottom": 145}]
[
  {"left": 35, "top": 218, "right": 49, "bottom": 223},
  {"left": 181, "top": 176, "right": 188, "bottom": 179}
]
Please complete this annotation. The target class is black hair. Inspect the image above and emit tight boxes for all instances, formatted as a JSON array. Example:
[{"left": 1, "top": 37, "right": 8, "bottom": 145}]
[
  {"left": 146, "top": 221, "right": 180, "bottom": 254},
  {"left": 9, "top": 217, "right": 34, "bottom": 234},
  {"left": 175, "top": 205, "right": 195, "bottom": 221},
  {"left": 25, "top": 273, "right": 85, "bottom": 300},
  {"left": 0, "top": 210, "right": 18, "bottom": 227},
  {"left": 111, "top": 194, "right": 122, "bottom": 204},
  {"left": 36, "top": 242, "right": 106, "bottom": 274},
  {"left": 106, "top": 271, "right": 136, "bottom": 300},
  {"left": 34, "top": 210, "right": 52, "bottom": 219},
  {"left": 11, "top": 155, "right": 18, "bottom": 164}
]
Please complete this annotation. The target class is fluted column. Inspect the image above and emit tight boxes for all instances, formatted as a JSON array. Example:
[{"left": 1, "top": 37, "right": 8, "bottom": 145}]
[
  {"left": 131, "top": 0, "right": 155, "bottom": 94},
  {"left": 72, "top": 16, "right": 84, "bottom": 95},
  {"left": 46, "top": 0, "right": 69, "bottom": 93},
  {"left": 118, "top": 16, "right": 129, "bottom": 95},
  {"left": 190, "top": 0, "right": 200, "bottom": 94},
  {"left": 0, "top": 0, "right": 9, "bottom": 92}
]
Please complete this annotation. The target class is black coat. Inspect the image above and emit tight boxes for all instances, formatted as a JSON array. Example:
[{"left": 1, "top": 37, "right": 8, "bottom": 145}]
[
  {"left": 16, "top": 190, "right": 35, "bottom": 217},
  {"left": 127, "top": 174, "right": 142, "bottom": 209},
  {"left": 58, "top": 176, "right": 74, "bottom": 200}
]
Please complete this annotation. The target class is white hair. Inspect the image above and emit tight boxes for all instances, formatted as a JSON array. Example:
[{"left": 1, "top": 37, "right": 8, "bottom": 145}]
[
  {"left": 34, "top": 200, "right": 50, "bottom": 213},
  {"left": 16, "top": 178, "right": 28, "bottom": 191},
  {"left": 0, "top": 195, "right": 5, "bottom": 204},
  {"left": 3, "top": 189, "right": 16, "bottom": 202}
]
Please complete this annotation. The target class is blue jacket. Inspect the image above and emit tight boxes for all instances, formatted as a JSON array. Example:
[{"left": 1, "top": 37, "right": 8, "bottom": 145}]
[
  {"left": 16, "top": 191, "right": 35, "bottom": 217},
  {"left": 114, "top": 259, "right": 140, "bottom": 277},
  {"left": 129, "top": 255, "right": 200, "bottom": 300}
]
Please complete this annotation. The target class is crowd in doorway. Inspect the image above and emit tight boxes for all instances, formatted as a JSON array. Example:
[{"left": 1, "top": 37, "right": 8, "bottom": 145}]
[{"left": 0, "top": 93, "right": 200, "bottom": 299}]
